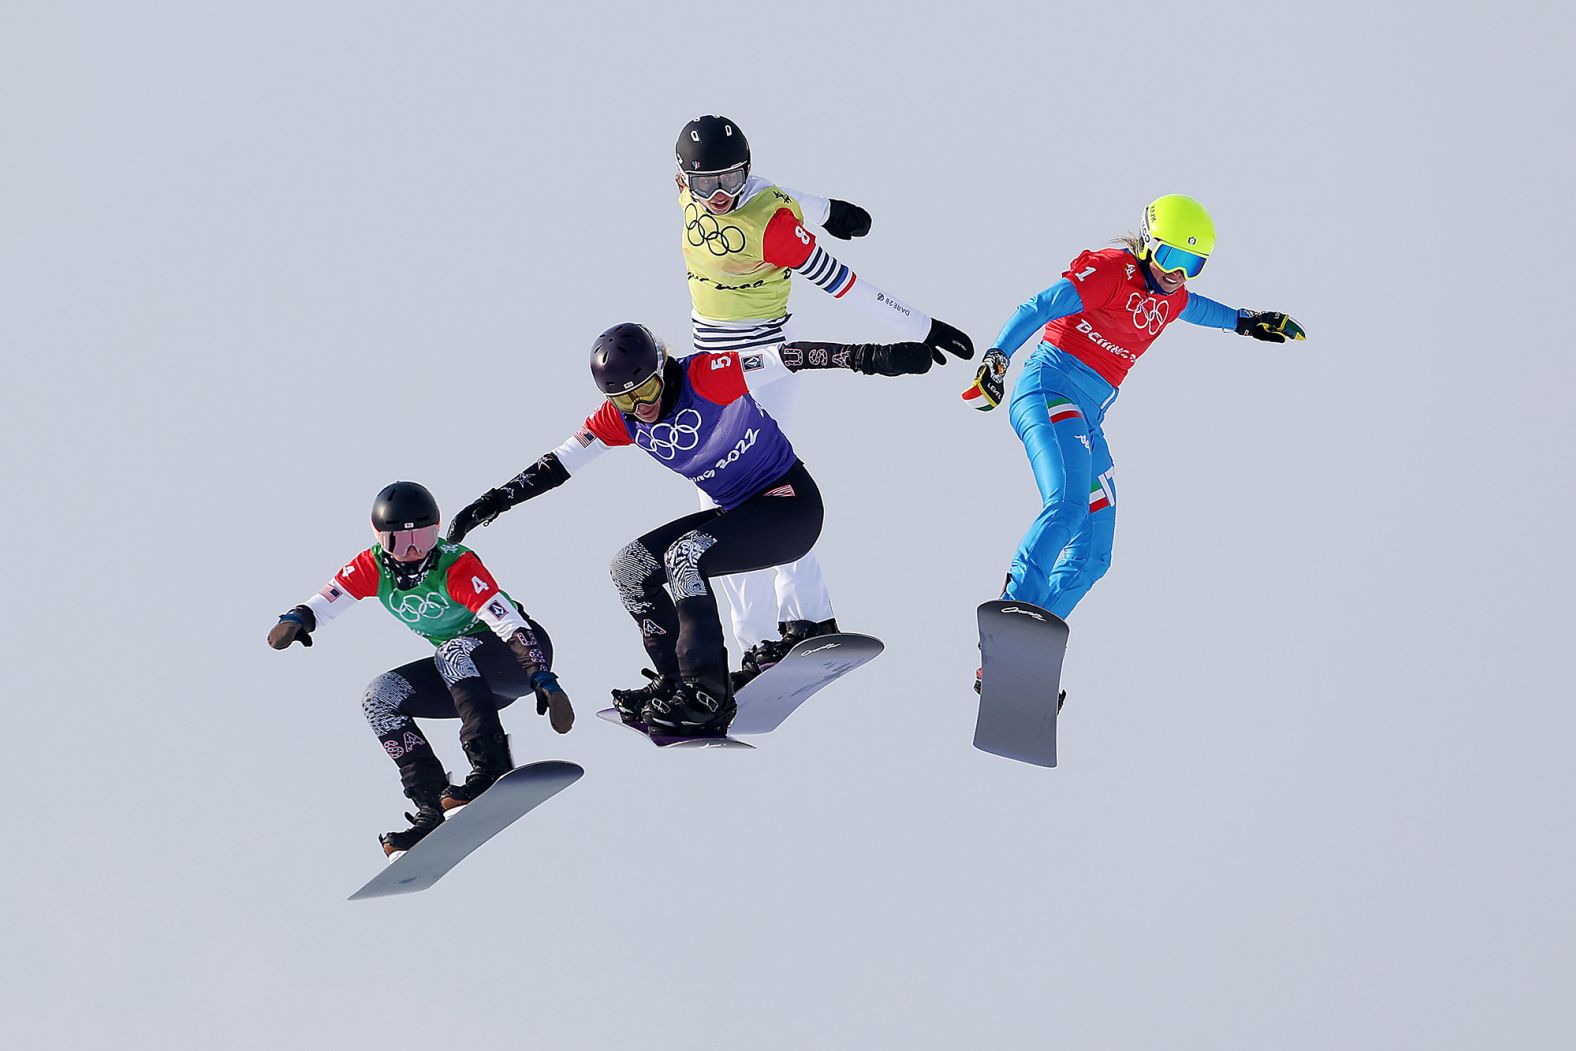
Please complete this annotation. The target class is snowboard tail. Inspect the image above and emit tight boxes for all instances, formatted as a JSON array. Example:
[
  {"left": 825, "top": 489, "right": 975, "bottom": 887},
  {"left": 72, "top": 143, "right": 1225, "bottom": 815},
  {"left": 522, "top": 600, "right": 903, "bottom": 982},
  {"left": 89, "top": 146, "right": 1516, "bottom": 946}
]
[{"left": 974, "top": 601, "right": 1068, "bottom": 768}]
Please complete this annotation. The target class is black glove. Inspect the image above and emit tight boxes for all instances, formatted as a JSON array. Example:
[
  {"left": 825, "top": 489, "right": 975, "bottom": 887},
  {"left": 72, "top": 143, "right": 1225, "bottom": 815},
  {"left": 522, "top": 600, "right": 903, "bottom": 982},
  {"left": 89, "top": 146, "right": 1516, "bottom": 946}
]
[
  {"left": 446, "top": 488, "right": 510, "bottom": 543},
  {"left": 962, "top": 348, "right": 1009, "bottom": 411},
  {"left": 852, "top": 342, "right": 932, "bottom": 376},
  {"left": 923, "top": 318, "right": 975, "bottom": 365},
  {"left": 822, "top": 199, "right": 872, "bottom": 240},
  {"left": 267, "top": 608, "right": 315, "bottom": 649},
  {"left": 1234, "top": 310, "right": 1307, "bottom": 343}
]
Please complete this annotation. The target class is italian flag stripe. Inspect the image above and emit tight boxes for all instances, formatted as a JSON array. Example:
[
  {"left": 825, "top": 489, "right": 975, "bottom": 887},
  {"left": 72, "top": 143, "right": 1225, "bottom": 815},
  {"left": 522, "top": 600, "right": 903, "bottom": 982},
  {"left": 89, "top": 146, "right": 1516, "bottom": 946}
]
[
  {"left": 1047, "top": 398, "right": 1081, "bottom": 422},
  {"left": 1088, "top": 481, "right": 1111, "bottom": 512}
]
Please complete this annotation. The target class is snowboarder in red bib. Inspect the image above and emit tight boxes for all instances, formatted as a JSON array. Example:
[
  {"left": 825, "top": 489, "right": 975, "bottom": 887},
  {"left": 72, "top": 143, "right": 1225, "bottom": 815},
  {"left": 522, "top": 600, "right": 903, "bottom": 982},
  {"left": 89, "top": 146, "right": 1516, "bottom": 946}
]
[
  {"left": 267, "top": 482, "right": 574, "bottom": 858},
  {"left": 447, "top": 322, "right": 946, "bottom": 738},
  {"left": 960, "top": 195, "right": 1307, "bottom": 693}
]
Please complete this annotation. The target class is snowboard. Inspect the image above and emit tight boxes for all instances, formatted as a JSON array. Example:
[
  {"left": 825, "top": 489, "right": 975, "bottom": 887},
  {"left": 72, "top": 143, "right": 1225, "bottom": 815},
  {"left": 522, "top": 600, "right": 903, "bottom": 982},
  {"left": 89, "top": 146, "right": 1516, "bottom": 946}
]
[
  {"left": 595, "top": 708, "right": 756, "bottom": 749},
  {"left": 595, "top": 632, "right": 883, "bottom": 747},
  {"left": 349, "top": 760, "right": 583, "bottom": 900},
  {"left": 974, "top": 600, "right": 1069, "bottom": 768}
]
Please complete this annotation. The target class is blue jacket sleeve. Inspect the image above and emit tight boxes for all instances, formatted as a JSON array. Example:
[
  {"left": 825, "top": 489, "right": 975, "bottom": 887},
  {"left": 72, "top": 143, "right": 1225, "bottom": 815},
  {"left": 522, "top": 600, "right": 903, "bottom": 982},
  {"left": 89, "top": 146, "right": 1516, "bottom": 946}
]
[
  {"left": 1178, "top": 293, "right": 1239, "bottom": 330},
  {"left": 993, "top": 279, "right": 1084, "bottom": 360}
]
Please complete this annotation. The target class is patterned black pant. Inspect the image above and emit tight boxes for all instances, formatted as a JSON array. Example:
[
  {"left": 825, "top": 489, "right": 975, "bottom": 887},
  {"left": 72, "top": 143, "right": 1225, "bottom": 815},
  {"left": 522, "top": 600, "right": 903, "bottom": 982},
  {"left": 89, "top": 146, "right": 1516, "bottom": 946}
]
[
  {"left": 610, "top": 462, "right": 823, "bottom": 689},
  {"left": 360, "top": 620, "right": 553, "bottom": 792}
]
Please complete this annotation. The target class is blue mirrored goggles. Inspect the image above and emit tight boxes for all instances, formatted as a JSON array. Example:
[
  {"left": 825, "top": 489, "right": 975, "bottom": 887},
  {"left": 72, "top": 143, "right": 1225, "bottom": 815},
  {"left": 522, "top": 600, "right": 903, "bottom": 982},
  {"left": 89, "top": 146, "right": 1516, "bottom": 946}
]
[
  {"left": 1150, "top": 241, "right": 1208, "bottom": 279},
  {"left": 684, "top": 165, "right": 748, "bottom": 200}
]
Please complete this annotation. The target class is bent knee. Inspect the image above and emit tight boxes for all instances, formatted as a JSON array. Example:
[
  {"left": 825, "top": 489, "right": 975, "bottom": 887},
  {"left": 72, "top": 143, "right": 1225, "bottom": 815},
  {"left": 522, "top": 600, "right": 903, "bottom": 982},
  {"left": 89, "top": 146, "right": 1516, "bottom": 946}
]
[
  {"left": 610, "top": 539, "right": 662, "bottom": 596},
  {"left": 663, "top": 529, "right": 718, "bottom": 599},
  {"left": 363, "top": 671, "right": 414, "bottom": 728}
]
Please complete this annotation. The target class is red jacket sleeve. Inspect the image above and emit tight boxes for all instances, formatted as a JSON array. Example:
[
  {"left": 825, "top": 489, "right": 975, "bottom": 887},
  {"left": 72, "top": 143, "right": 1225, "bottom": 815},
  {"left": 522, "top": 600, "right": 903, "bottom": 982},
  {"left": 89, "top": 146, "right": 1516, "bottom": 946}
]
[
  {"left": 1062, "top": 249, "right": 1125, "bottom": 310},
  {"left": 333, "top": 550, "right": 381, "bottom": 600},
  {"left": 687, "top": 352, "right": 749, "bottom": 404},
  {"left": 761, "top": 207, "right": 816, "bottom": 268},
  {"left": 446, "top": 551, "right": 504, "bottom": 614},
  {"left": 583, "top": 401, "right": 634, "bottom": 447}
]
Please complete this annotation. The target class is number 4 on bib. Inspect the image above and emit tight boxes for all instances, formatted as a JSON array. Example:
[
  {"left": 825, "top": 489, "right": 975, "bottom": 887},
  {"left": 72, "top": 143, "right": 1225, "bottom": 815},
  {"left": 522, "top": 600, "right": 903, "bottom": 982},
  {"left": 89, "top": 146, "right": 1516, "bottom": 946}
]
[{"left": 974, "top": 600, "right": 1069, "bottom": 767}]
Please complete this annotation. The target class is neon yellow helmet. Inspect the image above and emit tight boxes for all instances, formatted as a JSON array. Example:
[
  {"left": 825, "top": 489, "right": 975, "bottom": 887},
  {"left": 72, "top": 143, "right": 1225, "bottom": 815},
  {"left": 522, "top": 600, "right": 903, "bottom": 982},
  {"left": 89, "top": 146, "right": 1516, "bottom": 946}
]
[{"left": 1141, "top": 194, "right": 1215, "bottom": 279}]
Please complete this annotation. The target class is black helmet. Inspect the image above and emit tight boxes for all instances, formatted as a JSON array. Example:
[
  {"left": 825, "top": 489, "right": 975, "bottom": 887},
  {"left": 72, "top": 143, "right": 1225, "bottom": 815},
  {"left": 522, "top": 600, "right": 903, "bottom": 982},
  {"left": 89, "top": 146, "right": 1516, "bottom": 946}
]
[
  {"left": 675, "top": 115, "right": 749, "bottom": 174},
  {"left": 371, "top": 481, "right": 440, "bottom": 530},
  {"left": 371, "top": 481, "right": 441, "bottom": 590},
  {"left": 590, "top": 323, "right": 668, "bottom": 402}
]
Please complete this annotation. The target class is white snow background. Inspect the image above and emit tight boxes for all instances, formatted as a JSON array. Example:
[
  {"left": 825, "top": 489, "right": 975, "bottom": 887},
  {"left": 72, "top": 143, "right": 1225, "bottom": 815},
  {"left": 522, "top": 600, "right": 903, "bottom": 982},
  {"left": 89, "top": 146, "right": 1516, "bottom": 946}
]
[{"left": 2, "top": 2, "right": 1572, "bottom": 1049}]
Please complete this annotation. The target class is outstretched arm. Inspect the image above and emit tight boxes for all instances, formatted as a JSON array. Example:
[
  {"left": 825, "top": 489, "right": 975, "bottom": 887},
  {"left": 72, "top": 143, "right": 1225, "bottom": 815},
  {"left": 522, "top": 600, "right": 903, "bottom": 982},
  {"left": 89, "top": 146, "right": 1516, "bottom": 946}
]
[
  {"left": 778, "top": 184, "right": 871, "bottom": 240},
  {"left": 266, "top": 551, "right": 378, "bottom": 649},
  {"left": 993, "top": 279, "right": 1086, "bottom": 359},
  {"left": 760, "top": 208, "right": 973, "bottom": 363},
  {"left": 1178, "top": 293, "right": 1308, "bottom": 342},
  {"left": 446, "top": 452, "right": 571, "bottom": 543},
  {"left": 960, "top": 279, "right": 1086, "bottom": 412},
  {"left": 447, "top": 404, "right": 637, "bottom": 543},
  {"left": 776, "top": 340, "right": 935, "bottom": 377}
]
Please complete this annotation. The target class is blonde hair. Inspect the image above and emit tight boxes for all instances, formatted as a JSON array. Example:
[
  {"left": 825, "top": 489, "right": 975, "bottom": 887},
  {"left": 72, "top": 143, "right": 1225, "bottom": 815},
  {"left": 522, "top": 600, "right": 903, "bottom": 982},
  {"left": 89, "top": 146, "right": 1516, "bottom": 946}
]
[{"left": 1113, "top": 231, "right": 1146, "bottom": 255}]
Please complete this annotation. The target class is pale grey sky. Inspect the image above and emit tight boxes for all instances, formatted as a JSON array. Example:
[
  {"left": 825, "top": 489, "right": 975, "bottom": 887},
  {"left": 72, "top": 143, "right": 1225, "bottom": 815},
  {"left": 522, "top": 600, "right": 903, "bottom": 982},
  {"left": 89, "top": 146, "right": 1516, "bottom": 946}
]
[{"left": 3, "top": 2, "right": 1572, "bottom": 1049}]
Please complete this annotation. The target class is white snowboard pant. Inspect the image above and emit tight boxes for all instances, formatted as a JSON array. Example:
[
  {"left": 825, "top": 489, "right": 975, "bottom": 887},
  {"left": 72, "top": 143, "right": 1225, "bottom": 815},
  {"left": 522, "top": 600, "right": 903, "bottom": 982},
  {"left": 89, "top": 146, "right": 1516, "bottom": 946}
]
[{"left": 699, "top": 351, "right": 834, "bottom": 652}]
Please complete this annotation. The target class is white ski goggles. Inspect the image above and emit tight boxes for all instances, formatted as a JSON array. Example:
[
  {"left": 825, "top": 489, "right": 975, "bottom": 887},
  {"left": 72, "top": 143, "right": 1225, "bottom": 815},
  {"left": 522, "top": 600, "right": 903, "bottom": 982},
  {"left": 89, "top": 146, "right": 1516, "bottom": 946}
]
[{"left": 683, "top": 165, "right": 748, "bottom": 200}]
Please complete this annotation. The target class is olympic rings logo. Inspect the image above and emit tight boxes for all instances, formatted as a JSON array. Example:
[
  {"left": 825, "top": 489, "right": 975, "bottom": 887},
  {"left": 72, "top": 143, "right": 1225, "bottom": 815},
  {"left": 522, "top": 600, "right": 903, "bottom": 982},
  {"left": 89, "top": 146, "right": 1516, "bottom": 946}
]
[
  {"left": 1126, "top": 293, "right": 1169, "bottom": 335},
  {"left": 684, "top": 203, "right": 746, "bottom": 256},
  {"left": 389, "top": 591, "right": 451, "bottom": 623},
  {"left": 636, "top": 408, "right": 703, "bottom": 460}
]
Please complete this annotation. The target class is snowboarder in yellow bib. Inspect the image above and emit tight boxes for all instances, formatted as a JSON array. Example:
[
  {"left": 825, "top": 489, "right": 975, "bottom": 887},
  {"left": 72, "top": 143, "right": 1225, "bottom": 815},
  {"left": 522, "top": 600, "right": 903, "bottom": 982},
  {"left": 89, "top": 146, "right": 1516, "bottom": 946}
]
[{"left": 675, "top": 114, "right": 975, "bottom": 686}]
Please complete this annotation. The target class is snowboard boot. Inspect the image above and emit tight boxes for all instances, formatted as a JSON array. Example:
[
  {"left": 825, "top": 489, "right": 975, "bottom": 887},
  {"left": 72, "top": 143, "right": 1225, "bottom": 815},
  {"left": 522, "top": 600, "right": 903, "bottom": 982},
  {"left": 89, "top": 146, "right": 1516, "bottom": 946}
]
[
  {"left": 610, "top": 669, "right": 677, "bottom": 727},
  {"left": 644, "top": 674, "right": 737, "bottom": 738},
  {"left": 972, "top": 667, "right": 1066, "bottom": 711},
  {"left": 732, "top": 617, "right": 840, "bottom": 690},
  {"left": 440, "top": 730, "right": 514, "bottom": 815},
  {"left": 379, "top": 775, "right": 449, "bottom": 860}
]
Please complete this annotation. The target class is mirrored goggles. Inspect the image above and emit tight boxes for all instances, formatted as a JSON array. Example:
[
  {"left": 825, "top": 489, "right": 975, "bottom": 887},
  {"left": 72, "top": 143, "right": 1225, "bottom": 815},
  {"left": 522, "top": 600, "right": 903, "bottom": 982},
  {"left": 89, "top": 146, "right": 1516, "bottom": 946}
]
[
  {"left": 684, "top": 165, "right": 748, "bottom": 200},
  {"left": 376, "top": 524, "right": 439, "bottom": 562},
  {"left": 1149, "top": 240, "right": 1209, "bottom": 279},
  {"left": 607, "top": 372, "right": 664, "bottom": 413}
]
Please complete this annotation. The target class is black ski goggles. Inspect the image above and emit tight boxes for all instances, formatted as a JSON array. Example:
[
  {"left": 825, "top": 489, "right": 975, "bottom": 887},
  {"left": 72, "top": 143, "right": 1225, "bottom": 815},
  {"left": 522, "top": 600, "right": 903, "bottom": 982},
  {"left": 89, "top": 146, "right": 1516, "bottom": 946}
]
[
  {"left": 683, "top": 165, "right": 748, "bottom": 200},
  {"left": 606, "top": 372, "right": 664, "bottom": 413}
]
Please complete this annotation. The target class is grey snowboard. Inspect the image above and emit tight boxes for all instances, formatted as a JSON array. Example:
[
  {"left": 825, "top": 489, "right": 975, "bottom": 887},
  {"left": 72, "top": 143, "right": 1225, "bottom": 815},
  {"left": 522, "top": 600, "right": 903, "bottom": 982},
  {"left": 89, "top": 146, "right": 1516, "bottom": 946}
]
[
  {"left": 349, "top": 760, "right": 583, "bottom": 900},
  {"left": 974, "top": 600, "right": 1069, "bottom": 767},
  {"left": 731, "top": 632, "right": 883, "bottom": 734},
  {"left": 595, "top": 632, "right": 883, "bottom": 747}
]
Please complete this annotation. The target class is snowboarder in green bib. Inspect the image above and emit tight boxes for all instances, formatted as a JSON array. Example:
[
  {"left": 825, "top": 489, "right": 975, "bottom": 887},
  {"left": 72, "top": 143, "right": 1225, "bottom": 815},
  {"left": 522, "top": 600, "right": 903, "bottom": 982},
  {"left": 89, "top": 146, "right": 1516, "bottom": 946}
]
[{"left": 267, "top": 481, "right": 574, "bottom": 858}]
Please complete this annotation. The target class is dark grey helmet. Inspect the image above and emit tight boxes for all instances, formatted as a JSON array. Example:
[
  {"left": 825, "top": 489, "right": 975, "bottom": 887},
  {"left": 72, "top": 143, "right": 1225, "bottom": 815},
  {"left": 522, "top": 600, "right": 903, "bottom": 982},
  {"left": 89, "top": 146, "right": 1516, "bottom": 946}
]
[
  {"left": 675, "top": 115, "right": 749, "bottom": 174},
  {"left": 371, "top": 481, "right": 439, "bottom": 531},
  {"left": 590, "top": 323, "right": 667, "bottom": 396}
]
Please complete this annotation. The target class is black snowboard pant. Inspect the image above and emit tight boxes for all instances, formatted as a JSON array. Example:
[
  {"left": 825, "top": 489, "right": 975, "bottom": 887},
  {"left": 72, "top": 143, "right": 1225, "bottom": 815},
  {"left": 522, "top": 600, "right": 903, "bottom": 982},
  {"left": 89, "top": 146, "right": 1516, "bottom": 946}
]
[
  {"left": 610, "top": 462, "right": 823, "bottom": 692},
  {"left": 361, "top": 619, "right": 553, "bottom": 795}
]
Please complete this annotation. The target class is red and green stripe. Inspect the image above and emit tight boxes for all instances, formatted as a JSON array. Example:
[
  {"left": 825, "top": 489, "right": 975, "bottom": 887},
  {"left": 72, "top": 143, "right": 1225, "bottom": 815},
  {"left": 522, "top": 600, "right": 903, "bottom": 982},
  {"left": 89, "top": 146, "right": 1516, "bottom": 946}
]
[{"left": 1047, "top": 398, "right": 1081, "bottom": 424}]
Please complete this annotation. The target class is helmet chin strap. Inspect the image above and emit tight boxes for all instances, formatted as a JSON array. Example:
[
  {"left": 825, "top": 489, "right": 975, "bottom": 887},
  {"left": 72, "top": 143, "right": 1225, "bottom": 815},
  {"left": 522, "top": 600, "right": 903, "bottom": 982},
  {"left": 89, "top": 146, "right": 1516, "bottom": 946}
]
[{"left": 382, "top": 547, "right": 438, "bottom": 590}]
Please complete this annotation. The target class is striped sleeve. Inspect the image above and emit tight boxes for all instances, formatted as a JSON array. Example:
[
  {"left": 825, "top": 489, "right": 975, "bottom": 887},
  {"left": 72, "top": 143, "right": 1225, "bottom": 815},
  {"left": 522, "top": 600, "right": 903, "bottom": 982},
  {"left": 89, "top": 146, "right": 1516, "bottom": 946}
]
[{"left": 761, "top": 207, "right": 857, "bottom": 298}]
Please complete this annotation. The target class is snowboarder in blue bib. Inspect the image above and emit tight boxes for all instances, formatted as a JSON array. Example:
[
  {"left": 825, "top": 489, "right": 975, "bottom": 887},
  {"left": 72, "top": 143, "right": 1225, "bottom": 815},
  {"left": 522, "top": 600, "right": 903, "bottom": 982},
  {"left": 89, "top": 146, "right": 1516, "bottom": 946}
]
[
  {"left": 448, "top": 323, "right": 946, "bottom": 738},
  {"left": 267, "top": 482, "right": 574, "bottom": 858}
]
